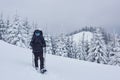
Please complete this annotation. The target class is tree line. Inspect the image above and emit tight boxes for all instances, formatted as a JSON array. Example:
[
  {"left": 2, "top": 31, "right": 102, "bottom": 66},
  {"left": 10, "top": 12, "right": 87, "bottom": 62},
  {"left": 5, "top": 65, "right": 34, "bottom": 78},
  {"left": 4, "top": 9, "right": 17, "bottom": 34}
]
[{"left": 0, "top": 14, "right": 120, "bottom": 67}]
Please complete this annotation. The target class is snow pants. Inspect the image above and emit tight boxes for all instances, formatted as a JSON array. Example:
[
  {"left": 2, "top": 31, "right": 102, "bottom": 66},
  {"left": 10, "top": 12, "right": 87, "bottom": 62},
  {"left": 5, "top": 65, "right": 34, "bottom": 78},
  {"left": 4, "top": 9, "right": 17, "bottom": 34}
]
[{"left": 33, "top": 51, "right": 44, "bottom": 69}]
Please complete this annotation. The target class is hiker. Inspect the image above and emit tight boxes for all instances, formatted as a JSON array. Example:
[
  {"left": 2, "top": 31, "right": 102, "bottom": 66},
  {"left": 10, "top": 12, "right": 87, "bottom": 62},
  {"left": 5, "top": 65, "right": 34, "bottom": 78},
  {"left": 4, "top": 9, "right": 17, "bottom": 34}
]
[{"left": 30, "top": 29, "right": 47, "bottom": 73}]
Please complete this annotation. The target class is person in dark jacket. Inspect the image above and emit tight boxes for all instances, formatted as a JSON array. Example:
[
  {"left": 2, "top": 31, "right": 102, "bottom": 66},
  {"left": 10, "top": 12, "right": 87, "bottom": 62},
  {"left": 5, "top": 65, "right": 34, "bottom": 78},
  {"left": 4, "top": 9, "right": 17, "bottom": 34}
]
[{"left": 30, "top": 29, "right": 46, "bottom": 73}]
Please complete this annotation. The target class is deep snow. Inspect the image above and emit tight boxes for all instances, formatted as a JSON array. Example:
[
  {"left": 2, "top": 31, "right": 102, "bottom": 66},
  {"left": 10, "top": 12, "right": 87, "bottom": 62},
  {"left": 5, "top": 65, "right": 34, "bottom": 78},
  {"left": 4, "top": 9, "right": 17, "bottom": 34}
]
[{"left": 0, "top": 40, "right": 120, "bottom": 80}]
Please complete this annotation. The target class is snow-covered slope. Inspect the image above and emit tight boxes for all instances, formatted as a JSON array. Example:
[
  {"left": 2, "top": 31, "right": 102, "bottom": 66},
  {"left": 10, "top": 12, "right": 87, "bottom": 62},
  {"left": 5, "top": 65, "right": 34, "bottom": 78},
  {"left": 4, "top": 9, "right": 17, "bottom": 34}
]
[
  {"left": 72, "top": 31, "right": 93, "bottom": 44},
  {"left": 0, "top": 40, "right": 120, "bottom": 80}
]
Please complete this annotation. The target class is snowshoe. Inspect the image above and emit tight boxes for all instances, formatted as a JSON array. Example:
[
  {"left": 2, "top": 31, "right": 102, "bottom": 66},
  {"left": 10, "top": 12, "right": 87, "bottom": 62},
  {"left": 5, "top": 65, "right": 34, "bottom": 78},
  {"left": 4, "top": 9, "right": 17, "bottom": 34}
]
[{"left": 40, "top": 69, "right": 47, "bottom": 74}]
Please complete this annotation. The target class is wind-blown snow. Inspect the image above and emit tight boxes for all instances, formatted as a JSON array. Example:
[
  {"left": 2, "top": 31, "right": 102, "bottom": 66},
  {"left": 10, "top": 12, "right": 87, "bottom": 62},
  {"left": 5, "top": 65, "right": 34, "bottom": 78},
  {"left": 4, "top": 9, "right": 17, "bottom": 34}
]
[
  {"left": 0, "top": 40, "right": 120, "bottom": 80},
  {"left": 72, "top": 31, "right": 93, "bottom": 44}
]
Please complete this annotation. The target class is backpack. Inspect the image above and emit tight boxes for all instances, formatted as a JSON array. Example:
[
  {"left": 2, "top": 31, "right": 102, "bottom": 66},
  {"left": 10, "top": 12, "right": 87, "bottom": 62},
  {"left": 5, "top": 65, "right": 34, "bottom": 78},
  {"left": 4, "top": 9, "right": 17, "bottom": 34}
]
[{"left": 33, "top": 36, "right": 43, "bottom": 47}]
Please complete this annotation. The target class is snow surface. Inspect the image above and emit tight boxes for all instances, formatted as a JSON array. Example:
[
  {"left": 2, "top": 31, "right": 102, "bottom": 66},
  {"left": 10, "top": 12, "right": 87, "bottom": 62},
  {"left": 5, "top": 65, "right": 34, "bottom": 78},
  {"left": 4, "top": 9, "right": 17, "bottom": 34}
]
[
  {"left": 0, "top": 40, "right": 120, "bottom": 80},
  {"left": 72, "top": 31, "right": 93, "bottom": 44}
]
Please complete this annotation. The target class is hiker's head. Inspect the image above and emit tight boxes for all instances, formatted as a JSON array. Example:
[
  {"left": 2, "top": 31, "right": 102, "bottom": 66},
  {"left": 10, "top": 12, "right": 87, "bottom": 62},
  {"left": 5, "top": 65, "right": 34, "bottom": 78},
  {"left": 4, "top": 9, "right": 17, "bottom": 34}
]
[{"left": 34, "top": 30, "right": 43, "bottom": 37}]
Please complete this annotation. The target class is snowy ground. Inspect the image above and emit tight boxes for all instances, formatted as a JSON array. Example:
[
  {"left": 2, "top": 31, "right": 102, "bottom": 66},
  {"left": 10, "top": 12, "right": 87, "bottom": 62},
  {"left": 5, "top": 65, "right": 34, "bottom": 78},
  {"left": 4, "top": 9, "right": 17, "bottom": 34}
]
[{"left": 0, "top": 40, "right": 120, "bottom": 80}]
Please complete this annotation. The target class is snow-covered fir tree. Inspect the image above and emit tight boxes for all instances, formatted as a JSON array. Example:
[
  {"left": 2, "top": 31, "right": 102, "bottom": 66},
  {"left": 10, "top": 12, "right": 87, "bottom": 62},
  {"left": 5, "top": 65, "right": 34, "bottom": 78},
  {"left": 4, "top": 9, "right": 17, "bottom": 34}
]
[
  {"left": 76, "top": 35, "right": 85, "bottom": 60},
  {"left": 3, "top": 18, "right": 11, "bottom": 42},
  {"left": 50, "top": 36, "right": 58, "bottom": 55},
  {"left": 83, "top": 40, "right": 90, "bottom": 61},
  {"left": 71, "top": 43, "right": 79, "bottom": 59},
  {"left": 0, "top": 14, "right": 5, "bottom": 40},
  {"left": 87, "top": 28, "right": 109, "bottom": 64},
  {"left": 75, "top": 33, "right": 90, "bottom": 60},
  {"left": 80, "top": 33, "right": 87, "bottom": 60},
  {"left": 22, "top": 18, "right": 31, "bottom": 48},
  {"left": 65, "top": 36, "right": 74, "bottom": 58},
  {"left": 44, "top": 35, "right": 53, "bottom": 54},
  {"left": 108, "top": 33, "right": 120, "bottom": 66},
  {"left": 55, "top": 34, "right": 68, "bottom": 57},
  {"left": 6, "top": 14, "right": 26, "bottom": 47}
]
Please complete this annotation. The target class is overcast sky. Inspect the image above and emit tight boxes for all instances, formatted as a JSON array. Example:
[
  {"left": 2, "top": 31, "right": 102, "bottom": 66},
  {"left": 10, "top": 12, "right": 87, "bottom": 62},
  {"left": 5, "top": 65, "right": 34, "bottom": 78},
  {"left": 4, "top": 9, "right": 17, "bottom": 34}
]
[{"left": 0, "top": 0, "right": 120, "bottom": 35}]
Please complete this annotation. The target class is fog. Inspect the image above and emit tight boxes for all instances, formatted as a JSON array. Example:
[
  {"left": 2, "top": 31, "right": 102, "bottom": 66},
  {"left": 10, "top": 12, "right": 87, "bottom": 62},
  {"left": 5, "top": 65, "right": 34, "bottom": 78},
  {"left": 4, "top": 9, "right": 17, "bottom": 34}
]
[{"left": 0, "top": 0, "right": 120, "bottom": 35}]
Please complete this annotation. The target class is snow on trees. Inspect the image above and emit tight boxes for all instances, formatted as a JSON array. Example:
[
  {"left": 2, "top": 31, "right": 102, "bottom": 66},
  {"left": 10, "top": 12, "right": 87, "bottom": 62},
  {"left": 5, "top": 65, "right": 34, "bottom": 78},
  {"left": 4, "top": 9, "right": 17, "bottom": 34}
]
[
  {"left": 87, "top": 28, "right": 109, "bottom": 64},
  {"left": 52, "top": 34, "right": 68, "bottom": 57},
  {"left": 108, "top": 33, "right": 120, "bottom": 66},
  {"left": 44, "top": 35, "right": 53, "bottom": 54},
  {"left": 1, "top": 13, "right": 120, "bottom": 67},
  {"left": 22, "top": 18, "right": 31, "bottom": 48},
  {"left": 6, "top": 15, "right": 31, "bottom": 48},
  {"left": 65, "top": 36, "right": 74, "bottom": 58},
  {"left": 6, "top": 15, "right": 23, "bottom": 47},
  {"left": 0, "top": 14, "right": 5, "bottom": 40},
  {"left": 3, "top": 18, "right": 11, "bottom": 42}
]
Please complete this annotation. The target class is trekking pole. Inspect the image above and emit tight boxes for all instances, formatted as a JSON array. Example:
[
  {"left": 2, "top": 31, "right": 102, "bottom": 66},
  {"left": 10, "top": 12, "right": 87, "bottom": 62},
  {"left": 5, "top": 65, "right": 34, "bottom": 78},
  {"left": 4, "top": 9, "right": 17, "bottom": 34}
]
[
  {"left": 43, "top": 47, "right": 47, "bottom": 69},
  {"left": 32, "top": 53, "right": 35, "bottom": 68}
]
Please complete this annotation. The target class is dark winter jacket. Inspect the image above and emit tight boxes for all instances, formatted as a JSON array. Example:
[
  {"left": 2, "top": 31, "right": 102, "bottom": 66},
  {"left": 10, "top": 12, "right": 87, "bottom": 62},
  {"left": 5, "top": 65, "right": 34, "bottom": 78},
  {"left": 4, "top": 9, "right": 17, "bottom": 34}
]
[{"left": 30, "top": 30, "right": 46, "bottom": 53}]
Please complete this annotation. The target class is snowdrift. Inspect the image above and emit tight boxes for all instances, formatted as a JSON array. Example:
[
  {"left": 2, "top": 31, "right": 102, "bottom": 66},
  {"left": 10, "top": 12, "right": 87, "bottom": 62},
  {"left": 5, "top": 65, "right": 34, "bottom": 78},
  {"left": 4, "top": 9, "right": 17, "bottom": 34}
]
[{"left": 0, "top": 40, "right": 120, "bottom": 80}]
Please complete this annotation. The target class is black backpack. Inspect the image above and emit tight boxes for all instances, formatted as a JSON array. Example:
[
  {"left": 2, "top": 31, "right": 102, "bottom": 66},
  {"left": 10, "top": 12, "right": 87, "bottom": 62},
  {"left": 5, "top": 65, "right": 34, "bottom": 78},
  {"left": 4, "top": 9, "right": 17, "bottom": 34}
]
[{"left": 33, "top": 36, "right": 43, "bottom": 47}]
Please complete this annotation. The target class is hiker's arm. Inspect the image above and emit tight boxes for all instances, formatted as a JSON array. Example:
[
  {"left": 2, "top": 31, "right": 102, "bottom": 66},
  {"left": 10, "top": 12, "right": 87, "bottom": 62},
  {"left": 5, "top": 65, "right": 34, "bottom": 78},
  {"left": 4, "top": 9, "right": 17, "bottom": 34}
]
[
  {"left": 42, "top": 36, "right": 46, "bottom": 47},
  {"left": 30, "top": 37, "right": 34, "bottom": 48}
]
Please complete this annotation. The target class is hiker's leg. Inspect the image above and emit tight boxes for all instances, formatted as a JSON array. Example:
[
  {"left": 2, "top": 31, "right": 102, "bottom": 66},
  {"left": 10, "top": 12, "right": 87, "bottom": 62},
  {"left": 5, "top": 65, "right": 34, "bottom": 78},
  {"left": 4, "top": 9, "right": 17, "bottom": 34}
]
[
  {"left": 34, "top": 53, "right": 39, "bottom": 68},
  {"left": 39, "top": 51, "right": 44, "bottom": 69}
]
